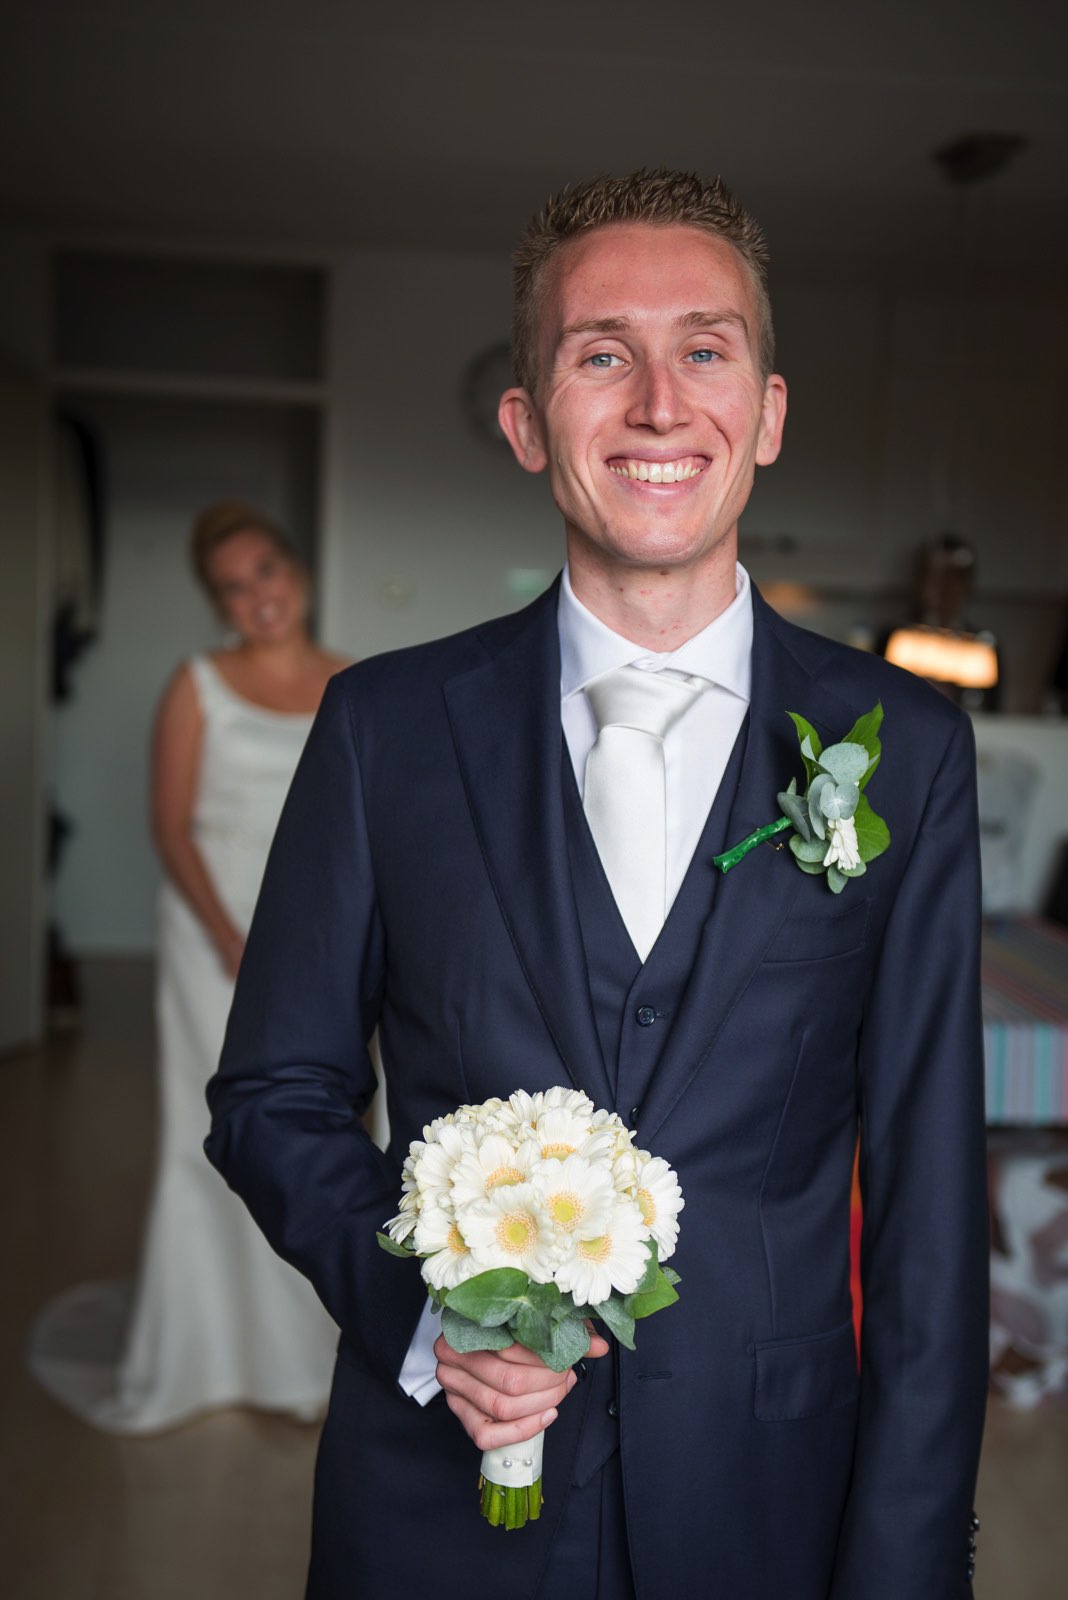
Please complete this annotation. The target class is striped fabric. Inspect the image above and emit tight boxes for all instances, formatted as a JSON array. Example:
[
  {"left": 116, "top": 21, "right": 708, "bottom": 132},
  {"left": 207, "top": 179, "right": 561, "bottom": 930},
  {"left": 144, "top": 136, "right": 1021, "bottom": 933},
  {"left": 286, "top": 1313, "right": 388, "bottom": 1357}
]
[{"left": 983, "top": 918, "right": 1068, "bottom": 1124}]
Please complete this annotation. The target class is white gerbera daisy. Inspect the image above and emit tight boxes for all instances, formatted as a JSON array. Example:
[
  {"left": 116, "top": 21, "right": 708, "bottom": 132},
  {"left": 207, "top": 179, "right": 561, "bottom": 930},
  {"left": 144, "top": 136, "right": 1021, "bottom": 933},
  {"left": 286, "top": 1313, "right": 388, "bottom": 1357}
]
[
  {"left": 531, "top": 1153, "right": 615, "bottom": 1250},
  {"left": 410, "top": 1120, "right": 475, "bottom": 1208},
  {"left": 382, "top": 1207, "right": 418, "bottom": 1245},
  {"left": 414, "top": 1205, "right": 480, "bottom": 1291},
  {"left": 450, "top": 1132, "right": 536, "bottom": 1208},
  {"left": 525, "top": 1105, "right": 598, "bottom": 1163},
  {"left": 541, "top": 1086, "right": 595, "bottom": 1119},
  {"left": 553, "top": 1199, "right": 650, "bottom": 1307},
  {"left": 462, "top": 1183, "right": 557, "bottom": 1283},
  {"left": 632, "top": 1154, "right": 684, "bottom": 1261}
]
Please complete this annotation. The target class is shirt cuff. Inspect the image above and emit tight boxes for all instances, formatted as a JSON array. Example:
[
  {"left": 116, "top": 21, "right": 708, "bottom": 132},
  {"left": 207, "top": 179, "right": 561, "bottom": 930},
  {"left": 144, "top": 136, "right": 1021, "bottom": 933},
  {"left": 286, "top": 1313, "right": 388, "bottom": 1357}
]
[{"left": 397, "top": 1298, "right": 442, "bottom": 1405}]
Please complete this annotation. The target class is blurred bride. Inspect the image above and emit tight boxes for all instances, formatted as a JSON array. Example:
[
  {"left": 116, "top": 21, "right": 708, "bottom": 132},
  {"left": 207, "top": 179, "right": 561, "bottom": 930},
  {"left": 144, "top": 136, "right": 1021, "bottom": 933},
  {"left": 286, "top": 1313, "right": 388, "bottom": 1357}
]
[{"left": 30, "top": 501, "right": 344, "bottom": 1431}]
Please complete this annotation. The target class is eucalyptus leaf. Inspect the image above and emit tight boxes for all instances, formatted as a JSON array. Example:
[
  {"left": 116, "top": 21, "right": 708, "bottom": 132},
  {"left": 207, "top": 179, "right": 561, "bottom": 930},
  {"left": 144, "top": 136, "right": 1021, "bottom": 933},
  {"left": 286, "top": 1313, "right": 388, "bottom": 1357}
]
[
  {"left": 525, "top": 1279, "right": 564, "bottom": 1315},
  {"left": 625, "top": 1269, "right": 680, "bottom": 1321},
  {"left": 793, "top": 858, "right": 827, "bottom": 876},
  {"left": 662, "top": 1268, "right": 681, "bottom": 1287},
  {"left": 790, "top": 833, "right": 826, "bottom": 865},
  {"left": 440, "top": 1307, "right": 513, "bottom": 1354},
  {"left": 545, "top": 1314, "right": 592, "bottom": 1373},
  {"left": 807, "top": 774, "right": 833, "bottom": 839},
  {"left": 818, "top": 780, "right": 859, "bottom": 822},
  {"left": 827, "top": 865, "right": 848, "bottom": 895},
  {"left": 376, "top": 1230, "right": 415, "bottom": 1259},
  {"left": 817, "top": 742, "right": 870, "bottom": 786},
  {"left": 777, "top": 787, "right": 811, "bottom": 840},
  {"left": 513, "top": 1302, "right": 553, "bottom": 1355},
  {"left": 444, "top": 1268, "right": 528, "bottom": 1327},
  {"left": 594, "top": 1294, "right": 637, "bottom": 1351}
]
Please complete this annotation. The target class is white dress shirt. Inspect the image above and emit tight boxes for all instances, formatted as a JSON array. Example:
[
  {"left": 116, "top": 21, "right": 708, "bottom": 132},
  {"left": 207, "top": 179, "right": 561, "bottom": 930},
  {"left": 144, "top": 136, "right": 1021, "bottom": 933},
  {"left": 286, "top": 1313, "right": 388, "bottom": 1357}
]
[{"left": 397, "top": 563, "right": 754, "bottom": 1402}]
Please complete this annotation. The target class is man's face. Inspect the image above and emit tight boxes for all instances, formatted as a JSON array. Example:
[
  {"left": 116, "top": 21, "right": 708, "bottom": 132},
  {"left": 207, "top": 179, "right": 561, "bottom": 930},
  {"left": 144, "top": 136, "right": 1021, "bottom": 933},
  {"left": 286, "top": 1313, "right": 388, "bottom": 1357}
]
[{"left": 499, "top": 222, "right": 786, "bottom": 579}]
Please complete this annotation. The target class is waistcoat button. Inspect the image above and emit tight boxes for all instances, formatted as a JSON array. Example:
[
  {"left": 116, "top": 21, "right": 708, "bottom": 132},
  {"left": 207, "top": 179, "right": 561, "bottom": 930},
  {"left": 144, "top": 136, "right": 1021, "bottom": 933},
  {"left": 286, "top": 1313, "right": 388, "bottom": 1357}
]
[{"left": 636, "top": 1005, "right": 656, "bottom": 1026}]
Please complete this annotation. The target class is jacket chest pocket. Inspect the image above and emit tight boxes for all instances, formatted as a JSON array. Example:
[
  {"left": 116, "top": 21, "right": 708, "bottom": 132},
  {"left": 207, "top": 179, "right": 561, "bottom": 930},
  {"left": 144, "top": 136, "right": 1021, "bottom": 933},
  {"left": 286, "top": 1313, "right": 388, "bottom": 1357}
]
[{"left": 761, "top": 895, "right": 870, "bottom": 965}]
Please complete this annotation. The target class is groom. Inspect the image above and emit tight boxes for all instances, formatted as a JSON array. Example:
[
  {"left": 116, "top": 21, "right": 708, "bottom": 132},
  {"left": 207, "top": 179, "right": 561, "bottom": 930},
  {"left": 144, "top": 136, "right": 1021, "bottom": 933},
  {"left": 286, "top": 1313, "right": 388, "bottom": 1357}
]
[{"left": 207, "top": 169, "right": 988, "bottom": 1598}]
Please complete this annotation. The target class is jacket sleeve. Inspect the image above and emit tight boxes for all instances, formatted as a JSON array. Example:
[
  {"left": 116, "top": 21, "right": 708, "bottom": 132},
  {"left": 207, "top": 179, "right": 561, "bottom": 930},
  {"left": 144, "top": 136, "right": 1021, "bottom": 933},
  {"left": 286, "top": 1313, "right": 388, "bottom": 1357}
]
[
  {"left": 829, "top": 711, "right": 988, "bottom": 1599},
  {"left": 204, "top": 674, "right": 427, "bottom": 1385}
]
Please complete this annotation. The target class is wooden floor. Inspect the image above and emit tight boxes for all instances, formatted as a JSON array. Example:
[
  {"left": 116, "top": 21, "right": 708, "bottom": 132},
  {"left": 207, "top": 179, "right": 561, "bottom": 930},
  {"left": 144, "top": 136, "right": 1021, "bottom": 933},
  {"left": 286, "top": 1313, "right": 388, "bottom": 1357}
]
[{"left": 2, "top": 959, "right": 1066, "bottom": 1598}]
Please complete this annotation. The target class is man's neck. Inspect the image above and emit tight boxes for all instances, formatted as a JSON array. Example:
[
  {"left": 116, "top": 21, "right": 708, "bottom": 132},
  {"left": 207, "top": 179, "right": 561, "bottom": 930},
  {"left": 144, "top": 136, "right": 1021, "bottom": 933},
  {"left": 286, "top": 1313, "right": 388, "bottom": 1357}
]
[{"left": 566, "top": 541, "right": 740, "bottom": 651}]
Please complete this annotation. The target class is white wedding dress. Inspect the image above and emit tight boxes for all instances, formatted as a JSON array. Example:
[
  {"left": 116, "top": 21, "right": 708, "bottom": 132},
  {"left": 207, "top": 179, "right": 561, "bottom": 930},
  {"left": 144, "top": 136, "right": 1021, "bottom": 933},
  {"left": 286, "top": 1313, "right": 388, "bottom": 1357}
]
[{"left": 29, "top": 655, "right": 339, "bottom": 1432}]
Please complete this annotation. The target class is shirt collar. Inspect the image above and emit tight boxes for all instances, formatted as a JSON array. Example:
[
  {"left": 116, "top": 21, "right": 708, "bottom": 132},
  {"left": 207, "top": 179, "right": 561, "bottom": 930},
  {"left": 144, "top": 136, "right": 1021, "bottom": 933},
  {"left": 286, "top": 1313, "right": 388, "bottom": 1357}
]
[{"left": 558, "top": 561, "right": 753, "bottom": 704}]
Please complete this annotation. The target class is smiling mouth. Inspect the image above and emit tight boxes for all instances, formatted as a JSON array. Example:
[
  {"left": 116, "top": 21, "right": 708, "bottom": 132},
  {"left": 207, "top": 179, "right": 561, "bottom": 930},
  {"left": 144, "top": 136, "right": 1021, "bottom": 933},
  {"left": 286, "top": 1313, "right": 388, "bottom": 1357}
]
[{"left": 607, "top": 455, "right": 708, "bottom": 483}]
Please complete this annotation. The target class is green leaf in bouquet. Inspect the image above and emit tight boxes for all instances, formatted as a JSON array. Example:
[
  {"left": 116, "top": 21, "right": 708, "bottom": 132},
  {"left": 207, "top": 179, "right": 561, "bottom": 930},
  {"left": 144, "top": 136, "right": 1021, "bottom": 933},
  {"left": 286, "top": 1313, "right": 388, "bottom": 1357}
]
[
  {"left": 593, "top": 1293, "right": 637, "bottom": 1351},
  {"left": 376, "top": 1230, "right": 415, "bottom": 1259},
  {"left": 661, "top": 1267, "right": 681, "bottom": 1287},
  {"left": 443, "top": 1268, "right": 529, "bottom": 1327},
  {"left": 512, "top": 1301, "right": 554, "bottom": 1356},
  {"left": 633, "top": 1240, "right": 660, "bottom": 1296},
  {"left": 524, "top": 1279, "right": 564, "bottom": 1315},
  {"left": 440, "top": 1306, "right": 513, "bottom": 1354},
  {"left": 544, "top": 1313, "right": 592, "bottom": 1373},
  {"left": 625, "top": 1267, "right": 680, "bottom": 1321}
]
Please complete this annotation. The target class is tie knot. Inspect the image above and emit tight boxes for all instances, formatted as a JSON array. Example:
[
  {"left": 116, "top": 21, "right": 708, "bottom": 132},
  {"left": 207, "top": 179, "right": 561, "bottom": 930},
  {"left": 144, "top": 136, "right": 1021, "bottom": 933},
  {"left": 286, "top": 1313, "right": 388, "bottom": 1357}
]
[{"left": 585, "top": 665, "right": 703, "bottom": 742}]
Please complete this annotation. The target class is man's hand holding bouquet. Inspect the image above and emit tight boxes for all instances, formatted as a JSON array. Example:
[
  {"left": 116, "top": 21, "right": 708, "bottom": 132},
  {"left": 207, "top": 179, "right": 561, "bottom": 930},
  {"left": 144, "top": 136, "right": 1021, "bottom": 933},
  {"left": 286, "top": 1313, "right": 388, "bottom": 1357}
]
[{"left": 379, "top": 1086, "right": 684, "bottom": 1528}]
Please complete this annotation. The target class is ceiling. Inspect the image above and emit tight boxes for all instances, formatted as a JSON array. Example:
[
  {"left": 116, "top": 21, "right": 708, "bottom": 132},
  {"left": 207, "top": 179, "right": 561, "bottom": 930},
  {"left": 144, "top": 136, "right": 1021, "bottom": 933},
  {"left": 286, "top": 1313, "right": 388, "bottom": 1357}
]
[{"left": 1, "top": 0, "right": 1066, "bottom": 275}]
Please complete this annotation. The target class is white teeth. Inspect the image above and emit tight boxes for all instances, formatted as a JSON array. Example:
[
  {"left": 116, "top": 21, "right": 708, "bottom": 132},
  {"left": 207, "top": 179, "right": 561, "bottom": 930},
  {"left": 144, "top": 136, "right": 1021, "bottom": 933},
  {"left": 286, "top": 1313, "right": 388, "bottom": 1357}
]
[{"left": 610, "top": 458, "right": 701, "bottom": 482}]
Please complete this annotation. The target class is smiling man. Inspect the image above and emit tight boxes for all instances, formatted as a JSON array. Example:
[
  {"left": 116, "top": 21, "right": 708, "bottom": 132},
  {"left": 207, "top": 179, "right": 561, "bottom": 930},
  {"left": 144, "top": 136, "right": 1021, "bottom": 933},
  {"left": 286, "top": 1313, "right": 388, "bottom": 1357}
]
[{"left": 207, "top": 170, "right": 988, "bottom": 1599}]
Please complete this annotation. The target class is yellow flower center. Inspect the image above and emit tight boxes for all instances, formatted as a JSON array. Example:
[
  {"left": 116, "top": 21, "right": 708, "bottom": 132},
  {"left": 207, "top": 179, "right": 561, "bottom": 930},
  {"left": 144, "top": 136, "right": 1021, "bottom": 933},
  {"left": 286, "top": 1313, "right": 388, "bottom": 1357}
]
[
  {"left": 637, "top": 1187, "right": 656, "bottom": 1228},
  {"left": 485, "top": 1165, "right": 524, "bottom": 1189},
  {"left": 496, "top": 1211, "right": 537, "bottom": 1255},
  {"left": 578, "top": 1233, "right": 612, "bottom": 1263},
  {"left": 541, "top": 1141, "right": 576, "bottom": 1160},
  {"left": 547, "top": 1190, "right": 583, "bottom": 1231},
  {"left": 447, "top": 1223, "right": 469, "bottom": 1256}
]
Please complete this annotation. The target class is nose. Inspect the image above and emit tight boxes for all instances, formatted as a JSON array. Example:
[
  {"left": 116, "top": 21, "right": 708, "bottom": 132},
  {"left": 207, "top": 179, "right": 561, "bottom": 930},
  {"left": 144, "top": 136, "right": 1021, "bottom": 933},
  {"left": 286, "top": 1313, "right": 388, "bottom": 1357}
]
[{"left": 625, "top": 359, "right": 691, "bottom": 433}]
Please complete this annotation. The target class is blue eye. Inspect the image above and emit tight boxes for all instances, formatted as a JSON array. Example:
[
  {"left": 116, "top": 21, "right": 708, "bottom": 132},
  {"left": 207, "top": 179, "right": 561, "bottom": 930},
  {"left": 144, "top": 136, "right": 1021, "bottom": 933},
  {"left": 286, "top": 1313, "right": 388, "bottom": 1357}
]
[
  {"left": 588, "top": 352, "right": 620, "bottom": 368},
  {"left": 687, "top": 348, "right": 718, "bottom": 363}
]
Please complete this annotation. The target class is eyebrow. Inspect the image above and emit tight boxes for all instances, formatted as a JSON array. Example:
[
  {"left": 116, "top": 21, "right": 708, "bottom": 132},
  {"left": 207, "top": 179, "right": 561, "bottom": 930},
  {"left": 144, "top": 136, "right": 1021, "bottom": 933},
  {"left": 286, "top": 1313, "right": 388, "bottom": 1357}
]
[{"left": 557, "top": 309, "right": 750, "bottom": 344}]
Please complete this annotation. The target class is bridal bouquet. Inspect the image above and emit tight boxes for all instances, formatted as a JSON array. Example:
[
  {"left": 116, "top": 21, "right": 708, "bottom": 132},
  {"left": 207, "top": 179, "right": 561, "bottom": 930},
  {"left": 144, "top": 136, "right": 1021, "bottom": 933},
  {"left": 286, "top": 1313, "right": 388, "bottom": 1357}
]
[{"left": 378, "top": 1087, "right": 683, "bottom": 1528}]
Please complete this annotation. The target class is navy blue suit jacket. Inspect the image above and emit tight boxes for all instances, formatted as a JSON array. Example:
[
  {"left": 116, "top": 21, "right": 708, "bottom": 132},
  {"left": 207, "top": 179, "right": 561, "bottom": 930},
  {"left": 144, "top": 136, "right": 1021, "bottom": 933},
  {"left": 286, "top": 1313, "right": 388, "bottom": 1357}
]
[{"left": 206, "top": 580, "right": 988, "bottom": 1599}]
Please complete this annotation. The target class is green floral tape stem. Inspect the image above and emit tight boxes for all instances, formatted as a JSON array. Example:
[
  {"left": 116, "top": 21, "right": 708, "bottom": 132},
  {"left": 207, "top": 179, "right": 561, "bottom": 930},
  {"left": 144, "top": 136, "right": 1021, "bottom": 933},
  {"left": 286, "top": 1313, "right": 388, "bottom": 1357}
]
[{"left": 713, "top": 816, "right": 792, "bottom": 873}]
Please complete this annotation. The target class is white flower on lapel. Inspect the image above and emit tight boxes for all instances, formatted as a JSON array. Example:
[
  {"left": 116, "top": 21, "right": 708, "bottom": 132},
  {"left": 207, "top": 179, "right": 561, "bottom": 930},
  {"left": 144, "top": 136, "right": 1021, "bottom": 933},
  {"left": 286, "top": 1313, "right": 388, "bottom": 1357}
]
[{"left": 823, "top": 814, "right": 861, "bottom": 873}]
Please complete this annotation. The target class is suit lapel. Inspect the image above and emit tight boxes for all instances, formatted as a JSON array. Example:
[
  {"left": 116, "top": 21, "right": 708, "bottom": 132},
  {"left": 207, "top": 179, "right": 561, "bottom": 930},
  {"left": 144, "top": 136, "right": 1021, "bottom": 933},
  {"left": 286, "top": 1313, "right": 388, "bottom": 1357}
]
[
  {"left": 443, "top": 585, "right": 614, "bottom": 1111},
  {"left": 636, "top": 589, "right": 843, "bottom": 1146}
]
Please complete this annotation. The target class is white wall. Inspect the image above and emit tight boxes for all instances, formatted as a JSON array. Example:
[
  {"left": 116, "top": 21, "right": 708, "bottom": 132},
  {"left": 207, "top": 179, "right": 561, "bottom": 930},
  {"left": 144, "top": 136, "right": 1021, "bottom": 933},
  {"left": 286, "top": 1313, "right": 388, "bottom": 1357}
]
[{"left": 320, "top": 248, "right": 560, "bottom": 658}]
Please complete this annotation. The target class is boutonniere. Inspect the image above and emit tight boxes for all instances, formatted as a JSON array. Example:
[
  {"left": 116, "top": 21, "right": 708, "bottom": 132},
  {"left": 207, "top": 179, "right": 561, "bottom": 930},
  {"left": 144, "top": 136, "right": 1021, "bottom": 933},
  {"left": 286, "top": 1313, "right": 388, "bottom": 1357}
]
[{"left": 713, "top": 703, "right": 891, "bottom": 894}]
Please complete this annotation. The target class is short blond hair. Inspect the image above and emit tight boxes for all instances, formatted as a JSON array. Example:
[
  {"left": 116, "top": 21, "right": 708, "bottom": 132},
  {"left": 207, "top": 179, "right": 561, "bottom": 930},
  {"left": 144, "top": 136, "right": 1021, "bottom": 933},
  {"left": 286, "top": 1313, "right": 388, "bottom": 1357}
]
[
  {"left": 511, "top": 168, "right": 774, "bottom": 393},
  {"left": 189, "top": 500, "right": 299, "bottom": 597}
]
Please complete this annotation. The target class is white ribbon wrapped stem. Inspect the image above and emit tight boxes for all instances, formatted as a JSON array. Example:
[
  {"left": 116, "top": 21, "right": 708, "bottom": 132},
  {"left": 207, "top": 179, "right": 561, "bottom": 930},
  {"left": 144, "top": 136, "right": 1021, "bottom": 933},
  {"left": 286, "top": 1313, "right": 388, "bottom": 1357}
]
[{"left": 481, "top": 1429, "right": 544, "bottom": 1489}]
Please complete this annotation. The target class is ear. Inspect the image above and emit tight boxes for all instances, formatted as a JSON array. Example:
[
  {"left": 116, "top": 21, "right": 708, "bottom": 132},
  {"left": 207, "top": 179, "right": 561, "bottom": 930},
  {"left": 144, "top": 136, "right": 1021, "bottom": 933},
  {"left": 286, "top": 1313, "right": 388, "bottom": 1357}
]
[
  {"left": 755, "top": 374, "right": 787, "bottom": 467},
  {"left": 498, "top": 387, "right": 548, "bottom": 473}
]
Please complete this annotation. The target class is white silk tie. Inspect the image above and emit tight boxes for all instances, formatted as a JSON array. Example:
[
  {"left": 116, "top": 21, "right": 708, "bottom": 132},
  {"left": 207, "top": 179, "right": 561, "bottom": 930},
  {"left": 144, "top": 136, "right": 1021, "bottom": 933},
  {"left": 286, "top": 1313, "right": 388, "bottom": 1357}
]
[{"left": 583, "top": 665, "right": 704, "bottom": 962}]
